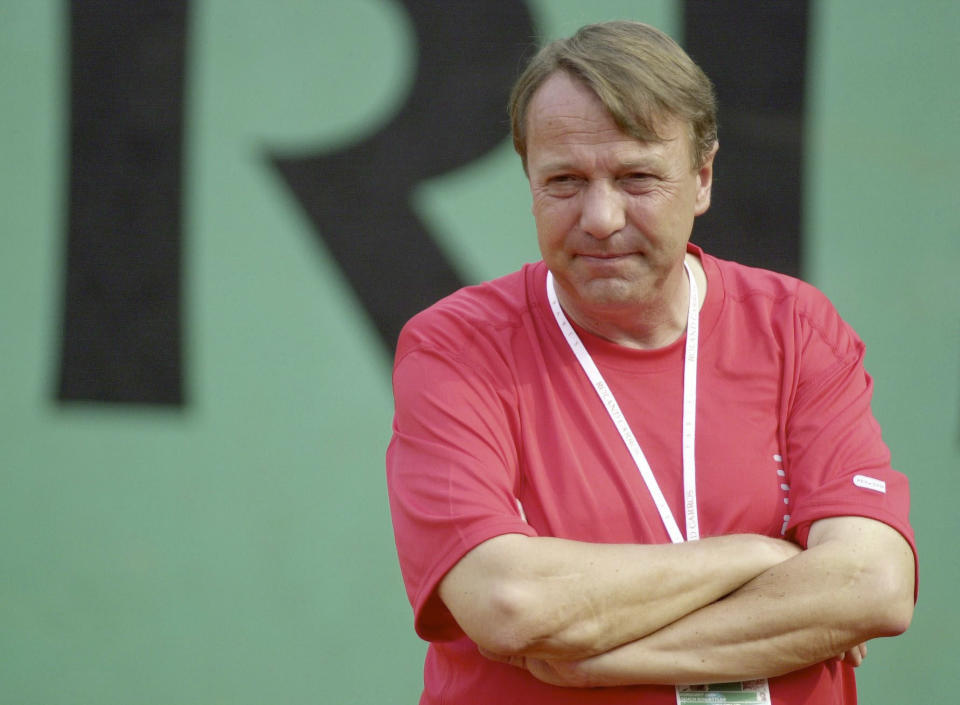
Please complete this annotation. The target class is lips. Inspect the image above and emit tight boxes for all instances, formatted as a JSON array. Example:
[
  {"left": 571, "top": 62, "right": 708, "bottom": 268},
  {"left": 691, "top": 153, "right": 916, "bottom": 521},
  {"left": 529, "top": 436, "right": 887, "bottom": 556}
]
[{"left": 576, "top": 252, "right": 637, "bottom": 259}]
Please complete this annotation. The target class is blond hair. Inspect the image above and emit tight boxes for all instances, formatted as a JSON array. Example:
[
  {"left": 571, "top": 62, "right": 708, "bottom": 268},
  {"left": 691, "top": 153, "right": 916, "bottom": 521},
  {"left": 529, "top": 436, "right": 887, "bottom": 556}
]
[{"left": 509, "top": 20, "right": 717, "bottom": 170}]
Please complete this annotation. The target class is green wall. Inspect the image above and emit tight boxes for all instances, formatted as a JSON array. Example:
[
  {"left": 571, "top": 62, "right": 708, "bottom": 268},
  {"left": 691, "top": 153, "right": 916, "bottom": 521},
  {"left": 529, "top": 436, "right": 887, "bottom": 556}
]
[{"left": 1, "top": 1, "right": 957, "bottom": 702}]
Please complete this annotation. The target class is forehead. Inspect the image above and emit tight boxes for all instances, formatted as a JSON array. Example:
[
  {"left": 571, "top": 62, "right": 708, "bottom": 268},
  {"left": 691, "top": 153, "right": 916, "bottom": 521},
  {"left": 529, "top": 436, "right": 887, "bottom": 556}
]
[{"left": 525, "top": 71, "right": 690, "bottom": 168}]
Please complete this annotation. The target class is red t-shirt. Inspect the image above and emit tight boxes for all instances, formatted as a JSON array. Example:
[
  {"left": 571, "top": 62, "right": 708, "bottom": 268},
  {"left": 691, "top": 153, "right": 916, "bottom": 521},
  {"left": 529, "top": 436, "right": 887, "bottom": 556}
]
[{"left": 386, "top": 247, "right": 916, "bottom": 704}]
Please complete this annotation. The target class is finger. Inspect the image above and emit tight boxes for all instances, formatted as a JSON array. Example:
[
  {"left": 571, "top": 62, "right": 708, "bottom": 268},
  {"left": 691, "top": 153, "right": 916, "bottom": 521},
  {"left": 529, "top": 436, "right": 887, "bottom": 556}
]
[
  {"left": 843, "top": 646, "right": 865, "bottom": 667},
  {"left": 478, "top": 647, "right": 523, "bottom": 668}
]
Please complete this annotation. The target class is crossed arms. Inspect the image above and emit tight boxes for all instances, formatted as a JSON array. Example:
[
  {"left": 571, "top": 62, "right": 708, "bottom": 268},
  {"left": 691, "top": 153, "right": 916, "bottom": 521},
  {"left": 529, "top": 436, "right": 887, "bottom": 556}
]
[{"left": 438, "top": 516, "right": 915, "bottom": 687}]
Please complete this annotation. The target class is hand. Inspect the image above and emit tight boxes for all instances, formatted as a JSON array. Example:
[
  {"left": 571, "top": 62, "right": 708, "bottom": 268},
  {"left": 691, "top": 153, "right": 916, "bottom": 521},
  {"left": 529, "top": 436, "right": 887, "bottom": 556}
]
[
  {"left": 838, "top": 642, "right": 867, "bottom": 667},
  {"left": 478, "top": 648, "right": 591, "bottom": 688}
]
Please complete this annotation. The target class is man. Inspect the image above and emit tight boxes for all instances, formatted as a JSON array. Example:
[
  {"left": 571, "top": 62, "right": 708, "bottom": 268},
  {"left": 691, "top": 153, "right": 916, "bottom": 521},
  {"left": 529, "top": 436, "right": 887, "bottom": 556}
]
[{"left": 386, "top": 20, "right": 916, "bottom": 704}]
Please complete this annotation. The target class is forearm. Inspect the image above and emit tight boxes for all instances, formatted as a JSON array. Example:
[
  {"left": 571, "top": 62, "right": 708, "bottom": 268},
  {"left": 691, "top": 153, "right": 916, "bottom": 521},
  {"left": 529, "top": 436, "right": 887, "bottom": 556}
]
[
  {"left": 439, "top": 531, "right": 799, "bottom": 659},
  {"left": 525, "top": 517, "right": 915, "bottom": 687}
]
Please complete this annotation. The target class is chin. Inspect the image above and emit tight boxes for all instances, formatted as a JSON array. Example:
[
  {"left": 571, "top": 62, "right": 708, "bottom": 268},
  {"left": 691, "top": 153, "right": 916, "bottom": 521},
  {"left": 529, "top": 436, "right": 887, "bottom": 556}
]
[{"left": 576, "top": 279, "right": 643, "bottom": 308}]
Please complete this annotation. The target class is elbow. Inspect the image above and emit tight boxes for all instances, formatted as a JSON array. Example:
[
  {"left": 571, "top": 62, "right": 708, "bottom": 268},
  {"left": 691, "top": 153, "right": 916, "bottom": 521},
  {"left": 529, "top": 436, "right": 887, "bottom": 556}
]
[
  {"left": 872, "top": 575, "right": 914, "bottom": 637},
  {"left": 438, "top": 534, "right": 607, "bottom": 658},
  {"left": 886, "top": 601, "right": 914, "bottom": 637},
  {"left": 817, "top": 519, "right": 917, "bottom": 639},
  {"left": 465, "top": 580, "right": 546, "bottom": 656},
  {"left": 475, "top": 582, "right": 534, "bottom": 655},
  {"left": 854, "top": 555, "right": 915, "bottom": 638},
  {"left": 464, "top": 579, "right": 601, "bottom": 658}
]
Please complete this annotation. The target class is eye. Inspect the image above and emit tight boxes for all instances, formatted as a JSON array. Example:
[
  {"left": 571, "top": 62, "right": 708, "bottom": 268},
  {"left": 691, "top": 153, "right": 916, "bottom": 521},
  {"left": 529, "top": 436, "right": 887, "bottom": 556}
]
[
  {"left": 543, "top": 174, "right": 582, "bottom": 197},
  {"left": 620, "top": 172, "right": 656, "bottom": 193}
]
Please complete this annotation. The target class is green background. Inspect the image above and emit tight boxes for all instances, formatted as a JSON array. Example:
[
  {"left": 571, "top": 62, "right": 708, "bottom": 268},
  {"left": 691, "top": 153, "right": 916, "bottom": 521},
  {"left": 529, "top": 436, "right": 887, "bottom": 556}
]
[{"left": 2, "top": 1, "right": 957, "bottom": 702}]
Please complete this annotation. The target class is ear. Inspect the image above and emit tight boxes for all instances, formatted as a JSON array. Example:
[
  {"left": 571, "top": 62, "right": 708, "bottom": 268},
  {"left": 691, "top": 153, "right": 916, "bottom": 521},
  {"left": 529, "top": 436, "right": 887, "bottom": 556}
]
[{"left": 693, "top": 141, "right": 719, "bottom": 216}]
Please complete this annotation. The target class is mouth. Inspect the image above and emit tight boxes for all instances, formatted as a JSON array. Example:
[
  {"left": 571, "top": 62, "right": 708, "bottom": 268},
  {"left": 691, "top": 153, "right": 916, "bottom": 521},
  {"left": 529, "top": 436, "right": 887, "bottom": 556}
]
[{"left": 576, "top": 252, "right": 637, "bottom": 261}]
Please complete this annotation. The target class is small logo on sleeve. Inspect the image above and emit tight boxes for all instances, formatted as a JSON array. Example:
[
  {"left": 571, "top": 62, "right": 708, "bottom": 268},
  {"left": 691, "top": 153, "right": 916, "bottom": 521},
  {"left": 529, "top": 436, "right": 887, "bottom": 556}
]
[{"left": 853, "top": 474, "right": 886, "bottom": 494}]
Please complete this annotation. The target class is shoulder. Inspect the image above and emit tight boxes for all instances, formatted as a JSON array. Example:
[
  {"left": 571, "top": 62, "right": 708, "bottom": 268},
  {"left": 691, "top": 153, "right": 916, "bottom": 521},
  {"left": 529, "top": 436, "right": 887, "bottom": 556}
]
[
  {"left": 706, "top": 252, "right": 804, "bottom": 303},
  {"left": 705, "top": 251, "right": 863, "bottom": 363},
  {"left": 395, "top": 262, "right": 544, "bottom": 365},
  {"left": 706, "top": 253, "right": 847, "bottom": 325}
]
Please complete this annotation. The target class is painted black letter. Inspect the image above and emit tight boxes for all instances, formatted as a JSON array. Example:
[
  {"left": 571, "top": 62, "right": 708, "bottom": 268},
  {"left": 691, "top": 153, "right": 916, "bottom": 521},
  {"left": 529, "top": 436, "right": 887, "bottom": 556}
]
[
  {"left": 684, "top": 0, "right": 809, "bottom": 276},
  {"left": 58, "top": 0, "right": 189, "bottom": 404},
  {"left": 270, "top": 0, "right": 536, "bottom": 353}
]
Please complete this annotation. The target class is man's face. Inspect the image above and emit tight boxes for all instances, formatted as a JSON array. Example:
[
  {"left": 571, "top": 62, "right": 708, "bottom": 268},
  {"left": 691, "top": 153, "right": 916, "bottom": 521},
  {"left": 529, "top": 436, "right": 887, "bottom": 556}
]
[{"left": 526, "top": 71, "right": 715, "bottom": 322}]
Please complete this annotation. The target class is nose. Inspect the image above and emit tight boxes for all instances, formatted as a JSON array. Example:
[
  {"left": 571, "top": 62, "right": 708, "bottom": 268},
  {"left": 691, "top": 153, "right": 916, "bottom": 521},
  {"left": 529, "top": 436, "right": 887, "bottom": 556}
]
[{"left": 580, "top": 181, "right": 625, "bottom": 239}]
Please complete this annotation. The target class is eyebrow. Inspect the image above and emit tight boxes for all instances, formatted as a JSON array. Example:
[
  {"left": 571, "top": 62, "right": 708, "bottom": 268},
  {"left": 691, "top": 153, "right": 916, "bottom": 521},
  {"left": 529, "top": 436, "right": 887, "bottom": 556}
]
[
  {"left": 618, "top": 159, "right": 664, "bottom": 172},
  {"left": 534, "top": 156, "right": 665, "bottom": 175}
]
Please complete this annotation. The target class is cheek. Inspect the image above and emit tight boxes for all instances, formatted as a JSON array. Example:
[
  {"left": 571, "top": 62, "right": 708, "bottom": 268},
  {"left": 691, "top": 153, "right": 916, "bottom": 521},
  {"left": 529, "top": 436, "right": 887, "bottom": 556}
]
[
  {"left": 628, "top": 193, "right": 694, "bottom": 234},
  {"left": 535, "top": 223, "right": 563, "bottom": 263},
  {"left": 533, "top": 202, "right": 573, "bottom": 248}
]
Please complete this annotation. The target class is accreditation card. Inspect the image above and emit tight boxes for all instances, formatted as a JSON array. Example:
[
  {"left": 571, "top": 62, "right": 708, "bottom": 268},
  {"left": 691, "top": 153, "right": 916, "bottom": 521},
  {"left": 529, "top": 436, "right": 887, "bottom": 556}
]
[{"left": 676, "top": 679, "right": 771, "bottom": 704}]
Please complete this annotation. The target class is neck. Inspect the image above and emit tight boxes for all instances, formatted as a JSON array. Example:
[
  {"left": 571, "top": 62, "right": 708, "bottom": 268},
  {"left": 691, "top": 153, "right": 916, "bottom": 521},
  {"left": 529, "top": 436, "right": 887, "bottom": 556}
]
[{"left": 556, "top": 254, "right": 705, "bottom": 350}]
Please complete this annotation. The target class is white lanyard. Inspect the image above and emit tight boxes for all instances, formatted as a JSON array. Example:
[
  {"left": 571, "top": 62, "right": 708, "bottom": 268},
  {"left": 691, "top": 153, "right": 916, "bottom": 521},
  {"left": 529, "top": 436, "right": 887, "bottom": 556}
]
[{"left": 546, "top": 262, "right": 701, "bottom": 543}]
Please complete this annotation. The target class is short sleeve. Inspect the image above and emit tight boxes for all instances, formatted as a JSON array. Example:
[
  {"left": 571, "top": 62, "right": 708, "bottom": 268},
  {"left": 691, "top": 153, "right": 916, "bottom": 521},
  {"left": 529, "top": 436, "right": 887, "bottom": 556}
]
[
  {"left": 386, "top": 345, "right": 536, "bottom": 642},
  {"left": 783, "top": 284, "right": 917, "bottom": 592}
]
